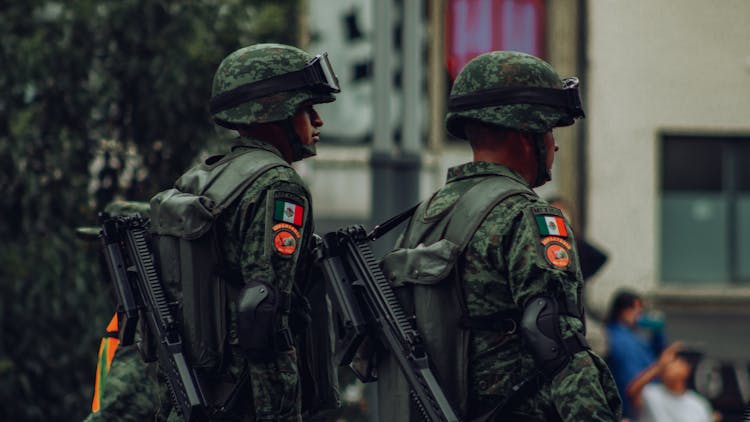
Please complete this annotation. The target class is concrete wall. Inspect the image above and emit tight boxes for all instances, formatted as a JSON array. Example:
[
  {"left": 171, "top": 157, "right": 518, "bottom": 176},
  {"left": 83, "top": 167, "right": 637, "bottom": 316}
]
[{"left": 585, "top": 0, "right": 750, "bottom": 313}]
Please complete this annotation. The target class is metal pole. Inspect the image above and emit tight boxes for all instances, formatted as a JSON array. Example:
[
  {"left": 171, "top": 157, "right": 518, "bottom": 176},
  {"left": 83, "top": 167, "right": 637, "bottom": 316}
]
[
  {"left": 428, "top": 0, "right": 446, "bottom": 152},
  {"left": 367, "top": 2, "right": 394, "bottom": 420},
  {"left": 402, "top": 0, "right": 422, "bottom": 155},
  {"left": 372, "top": 0, "right": 393, "bottom": 155},
  {"left": 370, "top": 0, "right": 423, "bottom": 259},
  {"left": 371, "top": 0, "right": 397, "bottom": 259}
]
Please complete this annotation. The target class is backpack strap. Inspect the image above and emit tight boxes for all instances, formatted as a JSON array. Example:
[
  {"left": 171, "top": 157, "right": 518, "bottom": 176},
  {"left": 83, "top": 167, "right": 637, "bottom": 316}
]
[
  {"left": 442, "top": 177, "right": 542, "bottom": 421},
  {"left": 178, "top": 147, "right": 292, "bottom": 216},
  {"left": 443, "top": 176, "right": 533, "bottom": 336},
  {"left": 443, "top": 175, "right": 533, "bottom": 250}
]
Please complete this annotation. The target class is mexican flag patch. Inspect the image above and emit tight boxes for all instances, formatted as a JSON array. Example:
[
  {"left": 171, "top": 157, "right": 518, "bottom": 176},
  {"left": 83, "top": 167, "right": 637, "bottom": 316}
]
[
  {"left": 274, "top": 200, "right": 304, "bottom": 226},
  {"left": 536, "top": 215, "right": 568, "bottom": 237}
]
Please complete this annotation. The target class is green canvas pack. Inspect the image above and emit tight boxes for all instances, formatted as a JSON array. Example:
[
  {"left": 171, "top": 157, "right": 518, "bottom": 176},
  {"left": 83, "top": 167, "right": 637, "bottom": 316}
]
[
  {"left": 379, "top": 174, "right": 533, "bottom": 419},
  {"left": 149, "top": 146, "right": 289, "bottom": 371}
]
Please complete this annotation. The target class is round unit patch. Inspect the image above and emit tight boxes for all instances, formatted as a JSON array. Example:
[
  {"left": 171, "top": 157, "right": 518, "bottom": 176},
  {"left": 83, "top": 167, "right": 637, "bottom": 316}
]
[
  {"left": 272, "top": 223, "right": 301, "bottom": 256},
  {"left": 540, "top": 236, "right": 572, "bottom": 269},
  {"left": 545, "top": 243, "right": 570, "bottom": 268}
]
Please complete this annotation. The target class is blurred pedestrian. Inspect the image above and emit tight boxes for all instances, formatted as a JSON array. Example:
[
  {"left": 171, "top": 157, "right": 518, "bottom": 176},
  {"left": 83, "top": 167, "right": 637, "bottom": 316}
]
[
  {"left": 626, "top": 343, "right": 719, "bottom": 422},
  {"left": 606, "top": 289, "right": 670, "bottom": 419}
]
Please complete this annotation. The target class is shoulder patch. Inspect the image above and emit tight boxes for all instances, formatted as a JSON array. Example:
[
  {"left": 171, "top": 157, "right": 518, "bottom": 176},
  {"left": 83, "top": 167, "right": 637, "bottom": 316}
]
[
  {"left": 272, "top": 223, "right": 301, "bottom": 256},
  {"left": 272, "top": 192, "right": 306, "bottom": 227},
  {"left": 531, "top": 206, "right": 568, "bottom": 238},
  {"left": 265, "top": 190, "right": 308, "bottom": 258},
  {"left": 541, "top": 236, "right": 572, "bottom": 269}
]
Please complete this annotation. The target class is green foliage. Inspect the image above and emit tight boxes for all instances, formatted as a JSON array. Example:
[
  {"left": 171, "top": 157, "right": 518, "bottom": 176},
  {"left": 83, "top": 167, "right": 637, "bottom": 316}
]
[{"left": 0, "top": 1, "right": 301, "bottom": 420}]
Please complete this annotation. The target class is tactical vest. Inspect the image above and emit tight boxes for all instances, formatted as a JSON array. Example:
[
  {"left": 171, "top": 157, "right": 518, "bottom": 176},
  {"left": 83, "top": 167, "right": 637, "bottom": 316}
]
[
  {"left": 379, "top": 173, "right": 534, "bottom": 420},
  {"left": 149, "top": 145, "right": 290, "bottom": 370}
]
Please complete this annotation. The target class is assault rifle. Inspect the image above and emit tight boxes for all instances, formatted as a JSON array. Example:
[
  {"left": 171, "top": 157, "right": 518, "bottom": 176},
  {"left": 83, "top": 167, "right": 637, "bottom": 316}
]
[
  {"left": 313, "top": 225, "right": 460, "bottom": 422},
  {"left": 100, "top": 214, "right": 208, "bottom": 421}
]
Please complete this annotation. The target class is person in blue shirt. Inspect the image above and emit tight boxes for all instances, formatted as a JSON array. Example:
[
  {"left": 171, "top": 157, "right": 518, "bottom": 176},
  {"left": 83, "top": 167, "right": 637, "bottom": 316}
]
[{"left": 605, "top": 290, "right": 669, "bottom": 419}]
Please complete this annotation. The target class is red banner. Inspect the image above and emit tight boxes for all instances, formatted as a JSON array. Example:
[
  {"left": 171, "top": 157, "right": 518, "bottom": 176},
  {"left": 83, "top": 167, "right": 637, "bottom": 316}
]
[{"left": 446, "top": 0, "right": 546, "bottom": 80}]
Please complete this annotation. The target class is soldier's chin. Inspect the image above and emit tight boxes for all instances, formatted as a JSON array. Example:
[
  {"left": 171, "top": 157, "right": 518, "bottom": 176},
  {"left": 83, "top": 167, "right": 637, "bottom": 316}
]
[
  {"left": 302, "top": 149, "right": 317, "bottom": 159},
  {"left": 532, "top": 172, "right": 552, "bottom": 188}
]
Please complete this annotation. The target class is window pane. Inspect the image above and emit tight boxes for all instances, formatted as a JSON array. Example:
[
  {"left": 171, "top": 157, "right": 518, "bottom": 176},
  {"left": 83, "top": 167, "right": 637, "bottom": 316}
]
[
  {"left": 661, "top": 193, "right": 728, "bottom": 282},
  {"left": 662, "top": 137, "right": 723, "bottom": 191},
  {"left": 737, "top": 195, "right": 750, "bottom": 281}
]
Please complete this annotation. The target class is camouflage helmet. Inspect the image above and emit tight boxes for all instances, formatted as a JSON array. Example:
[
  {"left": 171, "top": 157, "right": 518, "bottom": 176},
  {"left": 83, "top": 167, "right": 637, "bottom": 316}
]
[
  {"left": 446, "top": 51, "right": 584, "bottom": 139},
  {"left": 209, "top": 43, "right": 339, "bottom": 128}
]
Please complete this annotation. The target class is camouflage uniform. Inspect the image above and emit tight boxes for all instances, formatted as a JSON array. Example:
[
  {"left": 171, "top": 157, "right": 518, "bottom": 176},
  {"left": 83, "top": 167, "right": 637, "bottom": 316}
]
[
  {"left": 378, "top": 51, "right": 621, "bottom": 421},
  {"left": 84, "top": 344, "right": 161, "bottom": 422},
  {"left": 87, "top": 44, "right": 339, "bottom": 421},
  {"left": 151, "top": 138, "right": 315, "bottom": 422},
  {"left": 211, "top": 140, "right": 314, "bottom": 421},
  {"left": 157, "top": 44, "right": 338, "bottom": 422},
  {"left": 435, "top": 162, "right": 619, "bottom": 420}
]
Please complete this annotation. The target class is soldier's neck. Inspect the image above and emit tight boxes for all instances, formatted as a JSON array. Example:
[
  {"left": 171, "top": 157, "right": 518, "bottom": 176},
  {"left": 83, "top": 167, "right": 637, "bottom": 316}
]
[{"left": 471, "top": 139, "right": 537, "bottom": 186}]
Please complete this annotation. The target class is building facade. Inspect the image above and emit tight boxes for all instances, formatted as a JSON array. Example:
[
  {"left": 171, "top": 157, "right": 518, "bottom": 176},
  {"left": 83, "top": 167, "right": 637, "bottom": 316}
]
[{"left": 302, "top": 0, "right": 750, "bottom": 417}]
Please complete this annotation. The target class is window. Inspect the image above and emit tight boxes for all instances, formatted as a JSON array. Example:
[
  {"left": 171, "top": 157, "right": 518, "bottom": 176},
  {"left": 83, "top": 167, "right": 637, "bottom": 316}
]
[{"left": 660, "top": 134, "right": 750, "bottom": 284}]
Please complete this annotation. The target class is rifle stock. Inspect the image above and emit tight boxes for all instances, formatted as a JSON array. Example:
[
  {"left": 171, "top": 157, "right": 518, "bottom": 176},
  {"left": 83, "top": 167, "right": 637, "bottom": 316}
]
[
  {"left": 313, "top": 226, "right": 460, "bottom": 422},
  {"left": 100, "top": 215, "right": 208, "bottom": 421}
]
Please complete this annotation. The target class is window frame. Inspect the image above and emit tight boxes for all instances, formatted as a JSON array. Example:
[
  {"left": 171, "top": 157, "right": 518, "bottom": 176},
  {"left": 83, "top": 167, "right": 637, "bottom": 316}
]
[{"left": 660, "top": 132, "right": 750, "bottom": 285}]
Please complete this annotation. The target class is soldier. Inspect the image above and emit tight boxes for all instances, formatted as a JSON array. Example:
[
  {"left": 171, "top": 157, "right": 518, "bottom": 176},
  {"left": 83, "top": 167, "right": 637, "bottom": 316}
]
[
  {"left": 378, "top": 51, "right": 621, "bottom": 421},
  {"left": 153, "top": 43, "right": 341, "bottom": 421},
  {"left": 87, "top": 43, "right": 341, "bottom": 422}
]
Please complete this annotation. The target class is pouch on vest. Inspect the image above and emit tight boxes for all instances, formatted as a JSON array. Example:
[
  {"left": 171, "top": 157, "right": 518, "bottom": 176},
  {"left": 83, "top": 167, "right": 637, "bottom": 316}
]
[
  {"left": 237, "top": 281, "right": 279, "bottom": 361},
  {"left": 381, "top": 239, "right": 461, "bottom": 287},
  {"left": 149, "top": 147, "right": 290, "bottom": 371}
]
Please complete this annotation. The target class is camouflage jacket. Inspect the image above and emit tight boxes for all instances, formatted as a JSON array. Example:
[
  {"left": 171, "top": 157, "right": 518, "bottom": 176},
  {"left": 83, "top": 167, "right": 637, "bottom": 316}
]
[
  {"left": 211, "top": 138, "right": 312, "bottom": 422},
  {"left": 382, "top": 161, "right": 621, "bottom": 421},
  {"left": 151, "top": 138, "right": 313, "bottom": 422}
]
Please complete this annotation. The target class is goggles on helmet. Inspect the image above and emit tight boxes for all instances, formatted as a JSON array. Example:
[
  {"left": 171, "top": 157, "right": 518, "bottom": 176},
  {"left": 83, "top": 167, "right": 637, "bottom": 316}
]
[
  {"left": 210, "top": 52, "right": 340, "bottom": 115},
  {"left": 448, "top": 77, "right": 585, "bottom": 124}
]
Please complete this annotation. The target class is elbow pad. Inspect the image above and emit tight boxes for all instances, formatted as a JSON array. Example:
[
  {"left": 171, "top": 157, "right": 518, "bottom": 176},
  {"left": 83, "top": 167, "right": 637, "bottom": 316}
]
[
  {"left": 521, "top": 296, "right": 589, "bottom": 377},
  {"left": 237, "top": 281, "right": 280, "bottom": 361}
]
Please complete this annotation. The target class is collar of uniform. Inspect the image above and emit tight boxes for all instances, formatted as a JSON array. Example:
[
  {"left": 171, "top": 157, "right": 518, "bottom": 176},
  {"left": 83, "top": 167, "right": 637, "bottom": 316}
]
[
  {"left": 231, "top": 136, "right": 285, "bottom": 159},
  {"left": 446, "top": 161, "right": 530, "bottom": 186}
]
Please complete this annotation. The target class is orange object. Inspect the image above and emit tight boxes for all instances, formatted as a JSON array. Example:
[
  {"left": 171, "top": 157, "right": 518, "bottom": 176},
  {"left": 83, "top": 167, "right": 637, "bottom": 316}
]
[{"left": 91, "top": 313, "right": 120, "bottom": 412}]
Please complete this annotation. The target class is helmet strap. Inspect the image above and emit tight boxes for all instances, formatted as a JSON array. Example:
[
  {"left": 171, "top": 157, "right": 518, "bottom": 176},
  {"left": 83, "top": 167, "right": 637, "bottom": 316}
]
[
  {"left": 531, "top": 133, "right": 551, "bottom": 186},
  {"left": 281, "top": 120, "right": 316, "bottom": 162}
]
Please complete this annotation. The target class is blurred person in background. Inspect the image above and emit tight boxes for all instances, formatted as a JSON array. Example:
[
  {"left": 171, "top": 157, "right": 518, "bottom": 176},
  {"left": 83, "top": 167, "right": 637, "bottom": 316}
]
[
  {"left": 625, "top": 344, "right": 719, "bottom": 422},
  {"left": 606, "top": 289, "right": 672, "bottom": 420}
]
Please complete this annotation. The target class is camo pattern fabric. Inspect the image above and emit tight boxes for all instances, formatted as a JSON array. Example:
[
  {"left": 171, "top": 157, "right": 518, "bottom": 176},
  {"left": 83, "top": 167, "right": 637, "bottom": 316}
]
[
  {"left": 211, "top": 43, "right": 334, "bottom": 126},
  {"left": 153, "top": 138, "right": 313, "bottom": 422},
  {"left": 428, "top": 161, "right": 621, "bottom": 421},
  {"left": 218, "top": 139, "right": 310, "bottom": 421},
  {"left": 82, "top": 345, "right": 161, "bottom": 422},
  {"left": 446, "top": 50, "right": 573, "bottom": 138}
]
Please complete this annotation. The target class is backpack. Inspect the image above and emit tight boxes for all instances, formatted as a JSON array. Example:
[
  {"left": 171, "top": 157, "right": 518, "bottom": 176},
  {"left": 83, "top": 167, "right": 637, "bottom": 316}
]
[{"left": 149, "top": 146, "right": 289, "bottom": 370}]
